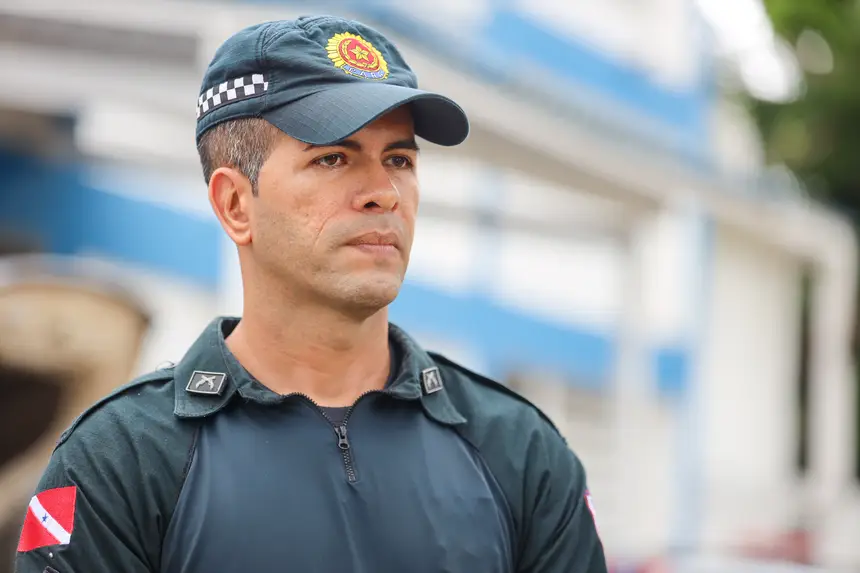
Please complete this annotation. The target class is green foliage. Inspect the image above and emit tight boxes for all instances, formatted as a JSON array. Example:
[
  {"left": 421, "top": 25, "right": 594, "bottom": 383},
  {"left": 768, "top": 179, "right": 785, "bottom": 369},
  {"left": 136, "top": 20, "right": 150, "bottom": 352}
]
[{"left": 751, "top": 0, "right": 860, "bottom": 214}]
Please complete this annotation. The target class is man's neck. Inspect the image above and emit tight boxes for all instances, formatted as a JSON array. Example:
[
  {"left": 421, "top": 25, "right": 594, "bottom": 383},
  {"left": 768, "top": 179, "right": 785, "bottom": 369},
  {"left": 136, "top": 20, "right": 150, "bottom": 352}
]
[{"left": 225, "top": 301, "right": 392, "bottom": 407}]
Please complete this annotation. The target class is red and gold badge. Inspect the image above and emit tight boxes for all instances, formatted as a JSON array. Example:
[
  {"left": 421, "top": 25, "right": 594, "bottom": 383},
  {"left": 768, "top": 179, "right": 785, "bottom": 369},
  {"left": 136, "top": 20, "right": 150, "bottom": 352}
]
[{"left": 326, "top": 32, "right": 389, "bottom": 80}]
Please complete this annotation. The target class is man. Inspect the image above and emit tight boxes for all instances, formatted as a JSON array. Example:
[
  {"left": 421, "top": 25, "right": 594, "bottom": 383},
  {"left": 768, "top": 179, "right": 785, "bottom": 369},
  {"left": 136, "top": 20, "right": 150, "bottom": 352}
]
[{"left": 15, "top": 15, "right": 606, "bottom": 573}]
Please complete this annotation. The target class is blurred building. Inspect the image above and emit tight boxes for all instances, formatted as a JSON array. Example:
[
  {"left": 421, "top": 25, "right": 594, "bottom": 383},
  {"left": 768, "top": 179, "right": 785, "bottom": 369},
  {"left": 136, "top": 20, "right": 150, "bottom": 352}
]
[
  {"left": 0, "top": 0, "right": 857, "bottom": 571},
  {"left": 0, "top": 255, "right": 150, "bottom": 572}
]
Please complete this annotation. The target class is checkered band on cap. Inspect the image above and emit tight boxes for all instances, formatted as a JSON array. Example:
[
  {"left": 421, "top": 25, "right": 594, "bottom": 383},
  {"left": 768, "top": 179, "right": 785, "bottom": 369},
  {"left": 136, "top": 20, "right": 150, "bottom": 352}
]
[{"left": 196, "top": 73, "right": 269, "bottom": 120}]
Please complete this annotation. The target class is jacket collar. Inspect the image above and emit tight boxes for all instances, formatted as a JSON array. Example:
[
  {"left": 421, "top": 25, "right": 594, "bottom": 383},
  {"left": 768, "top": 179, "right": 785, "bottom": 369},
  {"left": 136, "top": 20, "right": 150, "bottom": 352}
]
[
  {"left": 386, "top": 323, "right": 467, "bottom": 426},
  {"left": 173, "top": 317, "right": 466, "bottom": 426}
]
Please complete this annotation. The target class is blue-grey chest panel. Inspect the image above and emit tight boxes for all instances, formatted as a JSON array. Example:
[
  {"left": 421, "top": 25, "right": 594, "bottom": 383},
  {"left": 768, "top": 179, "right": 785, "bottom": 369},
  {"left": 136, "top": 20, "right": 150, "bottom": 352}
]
[{"left": 161, "top": 396, "right": 515, "bottom": 573}]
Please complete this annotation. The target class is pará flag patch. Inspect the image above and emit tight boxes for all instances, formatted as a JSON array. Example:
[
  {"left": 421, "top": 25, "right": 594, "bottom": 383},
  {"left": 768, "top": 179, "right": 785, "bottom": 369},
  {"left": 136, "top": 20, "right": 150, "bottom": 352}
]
[{"left": 17, "top": 486, "right": 76, "bottom": 552}]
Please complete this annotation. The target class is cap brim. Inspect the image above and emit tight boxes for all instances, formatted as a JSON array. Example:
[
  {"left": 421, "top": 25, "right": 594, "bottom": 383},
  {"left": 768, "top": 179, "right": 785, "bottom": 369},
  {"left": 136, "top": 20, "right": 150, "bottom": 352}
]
[{"left": 262, "top": 82, "right": 469, "bottom": 147}]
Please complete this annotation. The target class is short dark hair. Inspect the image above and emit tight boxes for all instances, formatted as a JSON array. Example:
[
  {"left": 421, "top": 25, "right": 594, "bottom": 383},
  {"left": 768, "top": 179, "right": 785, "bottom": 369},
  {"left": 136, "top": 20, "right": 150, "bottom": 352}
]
[{"left": 197, "top": 118, "right": 280, "bottom": 195}]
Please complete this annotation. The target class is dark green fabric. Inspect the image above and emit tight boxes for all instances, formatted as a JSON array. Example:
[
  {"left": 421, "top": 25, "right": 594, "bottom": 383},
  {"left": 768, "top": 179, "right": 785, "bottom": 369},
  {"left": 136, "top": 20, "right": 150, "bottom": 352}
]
[
  {"left": 15, "top": 318, "right": 606, "bottom": 573},
  {"left": 434, "top": 354, "right": 606, "bottom": 572},
  {"left": 15, "top": 369, "right": 196, "bottom": 573}
]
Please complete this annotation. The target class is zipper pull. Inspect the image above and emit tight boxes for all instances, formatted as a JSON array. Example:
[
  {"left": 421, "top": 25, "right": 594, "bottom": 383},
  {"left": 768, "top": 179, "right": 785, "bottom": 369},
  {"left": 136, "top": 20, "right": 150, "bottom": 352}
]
[{"left": 335, "top": 425, "right": 350, "bottom": 450}]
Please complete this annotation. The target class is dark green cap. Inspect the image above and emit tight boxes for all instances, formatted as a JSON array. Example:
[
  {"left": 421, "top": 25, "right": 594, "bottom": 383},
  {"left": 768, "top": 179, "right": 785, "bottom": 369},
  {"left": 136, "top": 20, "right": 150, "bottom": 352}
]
[{"left": 195, "top": 15, "right": 469, "bottom": 147}]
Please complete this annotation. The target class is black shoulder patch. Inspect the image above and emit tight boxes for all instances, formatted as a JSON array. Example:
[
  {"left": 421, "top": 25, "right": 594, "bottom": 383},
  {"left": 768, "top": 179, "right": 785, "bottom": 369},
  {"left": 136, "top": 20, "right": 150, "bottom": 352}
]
[
  {"left": 427, "top": 352, "right": 565, "bottom": 439},
  {"left": 55, "top": 367, "right": 175, "bottom": 450}
]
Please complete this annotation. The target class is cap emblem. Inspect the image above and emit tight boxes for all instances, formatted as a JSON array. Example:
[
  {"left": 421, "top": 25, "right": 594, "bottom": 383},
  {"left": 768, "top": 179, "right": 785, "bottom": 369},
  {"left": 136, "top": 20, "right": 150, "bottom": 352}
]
[{"left": 326, "top": 32, "right": 389, "bottom": 80}]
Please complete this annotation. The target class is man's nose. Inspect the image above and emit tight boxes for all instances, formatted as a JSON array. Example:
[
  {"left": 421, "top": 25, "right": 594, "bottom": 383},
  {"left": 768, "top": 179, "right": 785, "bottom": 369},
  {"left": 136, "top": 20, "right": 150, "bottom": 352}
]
[{"left": 353, "top": 165, "right": 400, "bottom": 213}]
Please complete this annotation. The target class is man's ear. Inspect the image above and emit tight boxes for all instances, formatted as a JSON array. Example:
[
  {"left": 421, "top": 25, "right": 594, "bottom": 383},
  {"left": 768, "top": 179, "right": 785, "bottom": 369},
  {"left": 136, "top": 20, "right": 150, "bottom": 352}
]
[{"left": 208, "top": 167, "right": 254, "bottom": 246}]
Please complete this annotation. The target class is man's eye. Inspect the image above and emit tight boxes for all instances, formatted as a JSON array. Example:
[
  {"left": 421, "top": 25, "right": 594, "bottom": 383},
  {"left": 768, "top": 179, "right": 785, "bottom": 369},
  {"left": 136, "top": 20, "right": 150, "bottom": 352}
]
[
  {"left": 315, "top": 154, "right": 345, "bottom": 167},
  {"left": 386, "top": 156, "right": 413, "bottom": 169}
]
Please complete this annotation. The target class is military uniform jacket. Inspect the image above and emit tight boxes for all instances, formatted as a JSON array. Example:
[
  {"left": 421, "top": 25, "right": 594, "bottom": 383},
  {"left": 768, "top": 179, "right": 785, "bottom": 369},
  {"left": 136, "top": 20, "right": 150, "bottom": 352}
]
[{"left": 15, "top": 317, "right": 607, "bottom": 573}]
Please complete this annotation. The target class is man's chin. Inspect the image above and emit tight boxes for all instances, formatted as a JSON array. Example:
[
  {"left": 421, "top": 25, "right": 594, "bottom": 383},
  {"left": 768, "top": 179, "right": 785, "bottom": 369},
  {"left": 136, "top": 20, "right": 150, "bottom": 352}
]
[
  {"left": 325, "top": 274, "right": 404, "bottom": 317},
  {"left": 352, "top": 280, "right": 403, "bottom": 309}
]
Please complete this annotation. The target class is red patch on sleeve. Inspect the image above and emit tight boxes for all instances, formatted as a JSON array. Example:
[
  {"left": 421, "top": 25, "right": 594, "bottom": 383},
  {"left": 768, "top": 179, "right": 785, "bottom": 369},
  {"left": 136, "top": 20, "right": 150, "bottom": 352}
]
[{"left": 17, "top": 486, "right": 77, "bottom": 552}]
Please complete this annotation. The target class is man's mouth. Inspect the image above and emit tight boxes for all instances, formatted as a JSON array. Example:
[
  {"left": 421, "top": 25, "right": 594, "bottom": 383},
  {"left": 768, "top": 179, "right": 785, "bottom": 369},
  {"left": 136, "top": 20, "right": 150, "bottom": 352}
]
[{"left": 346, "top": 231, "right": 401, "bottom": 251}]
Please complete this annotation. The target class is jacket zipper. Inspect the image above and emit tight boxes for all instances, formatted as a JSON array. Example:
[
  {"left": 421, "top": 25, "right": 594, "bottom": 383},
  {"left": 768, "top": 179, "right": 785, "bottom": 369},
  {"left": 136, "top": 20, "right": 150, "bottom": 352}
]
[
  {"left": 334, "top": 424, "right": 357, "bottom": 482},
  {"left": 298, "top": 391, "right": 378, "bottom": 483}
]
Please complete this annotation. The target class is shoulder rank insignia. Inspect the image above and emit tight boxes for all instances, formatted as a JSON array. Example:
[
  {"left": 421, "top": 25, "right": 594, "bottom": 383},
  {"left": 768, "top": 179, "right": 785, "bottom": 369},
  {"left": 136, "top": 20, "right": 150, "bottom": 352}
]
[
  {"left": 186, "top": 370, "right": 227, "bottom": 396},
  {"left": 421, "top": 367, "right": 444, "bottom": 395}
]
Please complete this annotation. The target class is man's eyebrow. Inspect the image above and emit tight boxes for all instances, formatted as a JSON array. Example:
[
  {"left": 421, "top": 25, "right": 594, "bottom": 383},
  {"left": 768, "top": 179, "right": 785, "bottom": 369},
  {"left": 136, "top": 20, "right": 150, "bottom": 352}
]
[
  {"left": 303, "top": 139, "right": 362, "bottom": 152},
  {"left": 384, "top": 139, "right": 420, "bottom": 153},
  {"left": 302, "top": 138, "right": 420, "bottom": 153}
]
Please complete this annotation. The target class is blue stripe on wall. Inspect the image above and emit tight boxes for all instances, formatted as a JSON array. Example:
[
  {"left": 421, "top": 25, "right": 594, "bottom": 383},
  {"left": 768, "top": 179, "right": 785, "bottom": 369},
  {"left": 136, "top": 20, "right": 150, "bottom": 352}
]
[
  {"left": 0, "top": 153, "right": 221, "bottom": 288},
  {"left": 0, "top": 151, "right": 687, "bottom": 393},
  {"left": 654, "top": 347, "right": 689, "bottom": 396},
  {"left": 390, "top": 282, "right": 613, "bottom": 388},
  {"left": 483, "top": 10, "right": 709, "bottom": 141}
]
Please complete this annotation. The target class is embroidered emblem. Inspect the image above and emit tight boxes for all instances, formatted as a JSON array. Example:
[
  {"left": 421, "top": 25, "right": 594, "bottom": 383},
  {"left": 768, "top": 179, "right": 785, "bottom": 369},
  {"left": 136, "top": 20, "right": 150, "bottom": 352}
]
[{"left": 326, "top": 32, "right": 389, "bottom": 80}]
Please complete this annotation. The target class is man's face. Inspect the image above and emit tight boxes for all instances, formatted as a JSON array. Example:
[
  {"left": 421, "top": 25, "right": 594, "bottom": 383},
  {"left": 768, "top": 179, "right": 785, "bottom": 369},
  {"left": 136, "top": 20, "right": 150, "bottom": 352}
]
[{"left": 250, "top": 107, "right": 419, "bottom": 316}]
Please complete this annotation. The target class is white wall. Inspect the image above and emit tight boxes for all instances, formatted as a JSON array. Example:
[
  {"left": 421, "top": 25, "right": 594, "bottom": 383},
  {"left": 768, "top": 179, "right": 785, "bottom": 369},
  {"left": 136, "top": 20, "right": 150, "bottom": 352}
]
[
  {"left": 513, "top": 0, "right": 703, "bottom": 90},
  {"left": 699, "top": 223, "right": 804, "bottom": 549},
  {"left": 412, "top": 151, "right": 690, "bottom": 345},
  {"left": 710, "top": 97, "right": 766, "bottom": 176}
]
